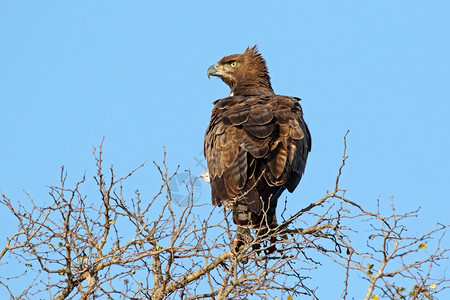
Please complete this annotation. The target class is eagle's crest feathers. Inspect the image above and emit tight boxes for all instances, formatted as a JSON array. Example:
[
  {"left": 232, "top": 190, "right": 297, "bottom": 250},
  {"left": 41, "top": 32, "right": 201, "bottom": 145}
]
[{"left": 208, "top": 45, "right": 273, "bottom": 96}]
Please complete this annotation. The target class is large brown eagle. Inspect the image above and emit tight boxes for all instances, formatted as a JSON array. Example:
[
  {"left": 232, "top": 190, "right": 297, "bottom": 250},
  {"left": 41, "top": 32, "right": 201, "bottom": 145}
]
[{"left": 204, "top": 46, "right": 311, "bottom": 245}]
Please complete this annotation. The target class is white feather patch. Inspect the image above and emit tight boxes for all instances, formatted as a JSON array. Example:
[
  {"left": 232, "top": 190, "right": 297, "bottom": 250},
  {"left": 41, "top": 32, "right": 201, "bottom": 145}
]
[{"left": 200, "top": 168, "right": 210, "bottom": 184}]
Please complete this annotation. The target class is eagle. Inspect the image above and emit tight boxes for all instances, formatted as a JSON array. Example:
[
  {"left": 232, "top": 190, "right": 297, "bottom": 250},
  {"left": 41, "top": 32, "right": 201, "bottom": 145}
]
[{"left": 204, "top": 46, "right": 311, "bottom": 247}]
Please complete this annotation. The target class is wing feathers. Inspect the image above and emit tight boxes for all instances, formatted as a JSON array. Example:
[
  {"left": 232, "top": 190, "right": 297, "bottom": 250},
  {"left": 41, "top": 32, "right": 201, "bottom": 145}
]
[
  {"left": 226, "top": 106, "right": 250, "bottom": 125},
  {"left": 247, "top": 107, "right": 274, "bottom": 125},
  {"left": 289, "top": 118, "right": 305, "bottom": 139},
  {"left": 243, "top": 123, "right": 274, "bottom": 139},
  {"left": 205, "top": 95, "right": 311, "bottom": 225},
  {"left": 267, "top": 142, "right": 288, "bottom": 179},
  {"left": 241, "top": 139, "right": 269, "bottom": 158}
]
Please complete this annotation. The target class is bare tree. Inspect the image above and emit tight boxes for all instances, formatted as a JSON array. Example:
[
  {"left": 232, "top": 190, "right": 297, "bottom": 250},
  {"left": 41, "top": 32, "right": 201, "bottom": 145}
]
[{"left": 0, "top": 136, "right": 448, "bottom": 299}]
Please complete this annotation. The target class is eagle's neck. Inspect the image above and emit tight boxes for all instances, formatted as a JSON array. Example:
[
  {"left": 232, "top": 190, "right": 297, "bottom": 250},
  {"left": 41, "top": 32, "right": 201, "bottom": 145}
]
[{"left": 230, "top": 79, "right": 274, "bottom": 96}]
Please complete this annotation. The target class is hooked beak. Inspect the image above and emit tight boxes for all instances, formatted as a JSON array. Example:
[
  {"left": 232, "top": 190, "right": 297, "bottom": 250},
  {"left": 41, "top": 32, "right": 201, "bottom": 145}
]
[{"left": 207, "top": 63, "right": 220, "bottom": 79}]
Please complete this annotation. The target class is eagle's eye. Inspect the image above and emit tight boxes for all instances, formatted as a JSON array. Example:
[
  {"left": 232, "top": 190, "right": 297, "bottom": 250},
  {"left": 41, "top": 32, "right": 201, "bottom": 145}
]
[{"left": 230, "top": 61, "right": 237, "bottom": 67}]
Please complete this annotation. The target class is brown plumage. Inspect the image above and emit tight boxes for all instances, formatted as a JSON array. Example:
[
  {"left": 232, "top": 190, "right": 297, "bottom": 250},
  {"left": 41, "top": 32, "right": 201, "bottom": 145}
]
[{"left": 204, "top": 46, "right": 311, "bottom": 236}]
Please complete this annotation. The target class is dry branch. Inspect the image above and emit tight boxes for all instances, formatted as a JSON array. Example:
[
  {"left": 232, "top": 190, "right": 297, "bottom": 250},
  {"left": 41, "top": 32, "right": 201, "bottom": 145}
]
[{"left": 0, "top": 136, "right": 448, "bottom": 299}]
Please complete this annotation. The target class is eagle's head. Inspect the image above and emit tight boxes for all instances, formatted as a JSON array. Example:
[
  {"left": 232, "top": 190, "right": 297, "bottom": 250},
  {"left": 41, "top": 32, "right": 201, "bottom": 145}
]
[{"left": 207, "top": 45, "right": 273, "bottom": 96}]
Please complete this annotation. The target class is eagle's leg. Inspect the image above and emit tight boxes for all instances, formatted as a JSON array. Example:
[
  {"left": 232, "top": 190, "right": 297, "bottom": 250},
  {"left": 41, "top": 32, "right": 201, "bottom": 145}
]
[{"left": 233, "top": 226, "right": 253, "bottom": 252}]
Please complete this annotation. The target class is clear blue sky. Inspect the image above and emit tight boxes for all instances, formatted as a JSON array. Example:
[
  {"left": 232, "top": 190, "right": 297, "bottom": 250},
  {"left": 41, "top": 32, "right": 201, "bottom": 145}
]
[{"left": 1, "top": 1, "right": 449, "bottom": 298}]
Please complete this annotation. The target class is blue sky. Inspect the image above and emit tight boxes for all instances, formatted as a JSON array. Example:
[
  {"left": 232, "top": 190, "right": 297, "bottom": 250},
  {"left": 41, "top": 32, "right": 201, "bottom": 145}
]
[{"left": 1, "top": 1, "right": 449, "bottom": 298}]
